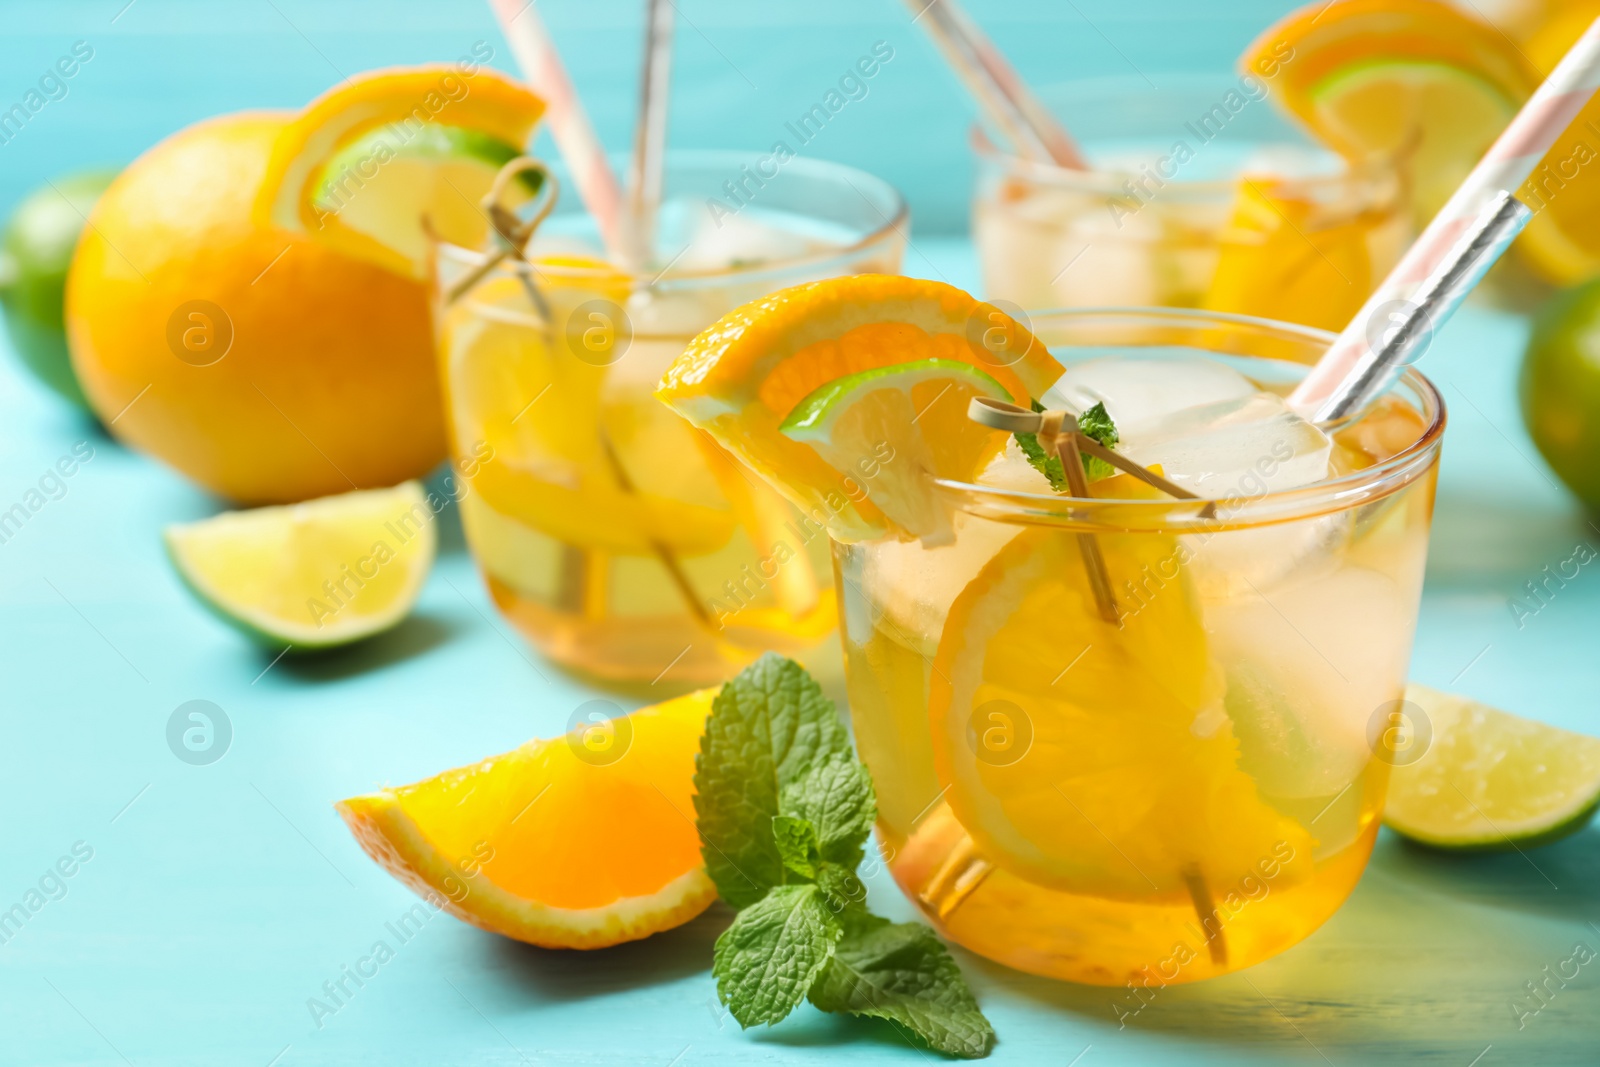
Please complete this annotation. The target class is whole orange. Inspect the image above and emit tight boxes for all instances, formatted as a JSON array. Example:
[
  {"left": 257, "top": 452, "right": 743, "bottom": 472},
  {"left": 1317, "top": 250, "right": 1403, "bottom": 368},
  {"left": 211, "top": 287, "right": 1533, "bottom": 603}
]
[{"left": 66, "top": 112, "right": 445, "bottom": 504}]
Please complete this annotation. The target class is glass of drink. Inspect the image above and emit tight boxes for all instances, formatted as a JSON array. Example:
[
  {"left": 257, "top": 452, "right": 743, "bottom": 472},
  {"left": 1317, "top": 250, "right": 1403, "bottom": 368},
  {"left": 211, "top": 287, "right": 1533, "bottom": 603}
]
[
  {"left": 834, "top": 307, "right": 1442, "bottom": 984},
  {"left": 972, "top": 74, "right": 1408, "bottom": 332},
  {"left": 434, "top": 151, "right": 905, "bottom": 687}
]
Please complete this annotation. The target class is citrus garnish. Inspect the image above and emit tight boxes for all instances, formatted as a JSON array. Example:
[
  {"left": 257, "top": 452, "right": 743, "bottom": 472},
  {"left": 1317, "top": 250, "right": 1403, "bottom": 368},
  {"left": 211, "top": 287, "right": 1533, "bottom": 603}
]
[
  {"left": 780, "top": 359, "right": 1013, "bottom": 542},
  {"left": 164, "top": 482, "right": 435, "bottom": 648},
  {"left": 1513, "top": 2, "right": 1600, "bottom": 284},
  {"left": 312, "top": 124, "right": 541, "bottom": 281},
  {"left": 658, "top": 275, "right": 1063, "bottom": 542},
  {"left": 255, "top": 66, "right": 544, "bottom": 278},
  {"left": 1244, "top": 0, "right": 1537, "bottom": 226},
  {"left": 338, "top": 689, "right": 716, "bottom": 949},
  {"left": 1201, "top": 176, "right": 1396, "bottom": 331},
  {"left": 1383, "top": 684, "right": 1600, "bottom": 850},
  {"left": 928, "top": 526, "right": 1314, "bottom": 899}
]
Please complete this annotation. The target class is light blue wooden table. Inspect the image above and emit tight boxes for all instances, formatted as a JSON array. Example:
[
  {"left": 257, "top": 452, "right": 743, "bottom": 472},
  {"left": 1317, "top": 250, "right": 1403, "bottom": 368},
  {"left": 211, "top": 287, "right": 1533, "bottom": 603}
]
[{"left": 3, "top": 2, "right": 1598, "bottom": 1064}]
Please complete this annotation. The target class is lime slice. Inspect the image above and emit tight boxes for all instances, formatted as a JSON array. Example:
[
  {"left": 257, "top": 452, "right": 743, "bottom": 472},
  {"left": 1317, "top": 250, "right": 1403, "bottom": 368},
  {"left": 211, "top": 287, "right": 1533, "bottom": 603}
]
[
  {"left": 1384, "top": 684, "right": 1600, "bottom": 850},
  {"left": 311, "top": 124, "right": 540, "bottom": 278},
  {"left": 1307, "top": 59, "right": 1521, "bottom": 225},
  {"left": 779, "top": 358, "right": 1012, "bottom": 541},
  {"left": 165, "top": 482, "right": 436, "bottom": 648}
]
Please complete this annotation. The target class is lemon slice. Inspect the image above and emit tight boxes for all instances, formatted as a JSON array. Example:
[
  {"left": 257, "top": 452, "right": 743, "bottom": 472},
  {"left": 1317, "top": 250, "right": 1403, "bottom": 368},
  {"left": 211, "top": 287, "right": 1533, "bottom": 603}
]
[
  {"left": 165, "top": 482, "right": 436, "bottom": 647},
  {"left": 780, "top": 358, "right": 1013, "bottom": 542},
  {"left": 338, "top": 688, "right": 716, "bottom": 949},
  {"left": 1243, "top": 0, "right": 1537, "bottom": 227},
  {"left": 254, "top": 66, "right": 544, "bottom": 278},
  {"left": 1383, "top": 684, "right": 1600, "bottom": 850}
]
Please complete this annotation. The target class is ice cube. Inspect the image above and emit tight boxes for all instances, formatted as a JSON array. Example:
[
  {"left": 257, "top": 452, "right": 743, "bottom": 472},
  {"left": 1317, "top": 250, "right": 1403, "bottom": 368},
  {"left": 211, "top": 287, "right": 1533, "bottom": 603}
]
[
  {"left": 1119, "top": 391, "right": 1333, "bottom": 498},
  {"left": 975, "top": 436, "right": 1056, "bottom": 493},
  {"left": 1041, "top": 355, "right": 1256, "bottom": 436},
  {"left": 672, "top": 205, "right": 839, "bottom": 272},
  {"left": 1207, "top": 564, "right": 1413, "bottom": 808}
]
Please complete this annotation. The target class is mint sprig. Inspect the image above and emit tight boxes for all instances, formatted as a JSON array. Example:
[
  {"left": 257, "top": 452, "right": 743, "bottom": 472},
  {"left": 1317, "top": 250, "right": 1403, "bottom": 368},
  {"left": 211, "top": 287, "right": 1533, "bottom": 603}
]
[
  {"left": 1015, "top": 399, "right": 1119, "bottom": 490},
  {"left": 696, "top": 654, "right": 995, "bottom": 1059}
]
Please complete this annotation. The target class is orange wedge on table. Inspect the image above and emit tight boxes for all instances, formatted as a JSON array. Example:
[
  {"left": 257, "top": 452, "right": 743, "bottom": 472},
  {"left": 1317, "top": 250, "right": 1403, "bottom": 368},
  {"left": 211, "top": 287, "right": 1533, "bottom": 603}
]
[
  {"left": 657, "top": 275, "right": 1063, "bottom": 542},
  {"left": 1244, "top": 0, "right": 1538, "bottom": 227},
  {"left": 337, "top": 690, "right": 715, "bottom": 949}
]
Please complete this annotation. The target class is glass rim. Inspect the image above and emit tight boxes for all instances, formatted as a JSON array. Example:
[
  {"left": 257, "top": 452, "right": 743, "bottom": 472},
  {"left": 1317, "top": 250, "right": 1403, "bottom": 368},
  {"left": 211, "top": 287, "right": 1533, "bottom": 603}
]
[
  {"left": 435, "top": 148, "right": 909, "bottom": 293},
  {"left": 970, "top": 71, "right": 1405, "bottom": 201},
  {"left": 934, "top": 306, "right": 1446, "bottom": 533}
]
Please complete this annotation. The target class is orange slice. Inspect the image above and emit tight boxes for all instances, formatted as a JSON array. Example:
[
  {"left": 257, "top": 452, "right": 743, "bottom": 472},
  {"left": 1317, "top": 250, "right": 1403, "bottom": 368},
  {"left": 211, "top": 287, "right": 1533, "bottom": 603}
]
[
  {"left": 928, "top": 524, "right": 1314, "bottom": 900},
  {"left": 1514, "top": 2, "right": 1600, "bottom": 284},
  {"left": 657, "top": 275, "right": 1063, "bottom": 542},
  {"left": 1201, "top": 176, "right": 1395, "bottom": 331},
  {"left": 337, "top": 689, "right": 716, "bottom": 949},
  {"left": 1244, "top": 0, "right": 1538, "bottom": 226},
  {"left": 255, "top": 66, "right": 544, "bottom": 278}
]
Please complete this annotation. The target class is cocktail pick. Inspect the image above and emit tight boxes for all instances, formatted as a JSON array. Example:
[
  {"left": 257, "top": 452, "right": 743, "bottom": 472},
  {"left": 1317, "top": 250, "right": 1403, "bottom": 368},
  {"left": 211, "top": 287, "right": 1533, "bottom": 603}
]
[
  {"left": 487, "top": 0, "right": 630, "bottom": 263},
  {"left": 444, "top": 156, "right": 711, "bottom": 629},
  {"left": 1292, "top": 14, "right": 1600, "bottom": 421},
  {"left": 968, "top": 397, "right": 1213, "bottom": 626},
  {"left": 903, "top": 0, "right": 1085, "bottom": 168},
  {"left": 625, "top": 0, "right": 675, "bottom": 270}
]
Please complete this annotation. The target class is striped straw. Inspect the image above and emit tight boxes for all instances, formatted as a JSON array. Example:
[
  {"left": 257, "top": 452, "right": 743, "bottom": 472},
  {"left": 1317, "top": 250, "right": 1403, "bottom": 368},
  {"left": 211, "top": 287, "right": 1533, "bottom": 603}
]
[
  {"left": 905, "top": 0, "right": 1085, "bottom": 168},
  {"left": 1290, "top": 15, "right": 1600, "bottom": 417},
  {"left": 487, "top": 0, "right": 629, "bottom": 264}
]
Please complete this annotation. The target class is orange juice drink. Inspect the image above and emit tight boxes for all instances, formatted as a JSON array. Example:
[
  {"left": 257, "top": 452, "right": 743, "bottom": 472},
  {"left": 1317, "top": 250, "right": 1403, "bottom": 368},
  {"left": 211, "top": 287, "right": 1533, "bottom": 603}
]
[
  {"left": 435, "top": 152, "right": 904, "bottom": 686},
  {"left": 661, "top": 286, "right": 1442, "bottom": 985},
  {"left": 973, "top": 76, "right": 1408, "bottom": 333}
]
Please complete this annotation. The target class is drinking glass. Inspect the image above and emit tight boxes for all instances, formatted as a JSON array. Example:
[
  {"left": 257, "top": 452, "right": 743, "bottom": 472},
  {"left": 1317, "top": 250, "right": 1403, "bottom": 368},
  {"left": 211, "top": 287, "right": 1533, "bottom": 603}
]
[
  {"left": 835, "top": 307, "right": 1443, "bottom": 984},
  {"left": 435, "top": 151, "right": 906, "bottom": 686},
  {"left": 973, "top": 75, "right": 1408, "bottom": 332}
]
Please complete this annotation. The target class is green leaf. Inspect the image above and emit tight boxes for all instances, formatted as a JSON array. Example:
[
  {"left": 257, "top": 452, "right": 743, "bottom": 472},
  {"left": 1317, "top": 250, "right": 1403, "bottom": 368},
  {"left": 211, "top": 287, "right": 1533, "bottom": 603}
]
[
  {"left": 1014, "top": 398, "right": 1120, "bottom": 489},
  {"left": 779, "top": 756, "right": 877, "bottom": 870},
  {"left": 815, "top": 861, "right": 869, "bottom": 914},
  {"left": 809, "top": 920, "right": 996, "bottom": 1059},
  {"left": 694, "top": 654, "right": 853, "bottom": 908},
  {"left": 714, "top": 885, "right": 842, "bottom": 1028},
  {"left": 772, "top": 815, "right": 820, "bottom": 881}
]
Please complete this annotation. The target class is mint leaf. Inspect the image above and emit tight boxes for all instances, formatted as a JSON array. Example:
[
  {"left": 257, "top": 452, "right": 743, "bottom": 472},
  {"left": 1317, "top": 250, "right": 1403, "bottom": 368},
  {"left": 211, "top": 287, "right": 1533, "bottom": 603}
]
[
  {"left": 815, "top": 861, "right": 869, "bottom": 914},
  {"left": 779, "top": 756, "right": 876, "bottom": 870},
  {"left": 1077, "top": 401, "right": 1119, "bottom": 481},
  {"left": 694, "top": 653, "right": 852, "bottom": 908},
  {"left": 809, "top": 920, "right": 996, "bottom": 1059},
  {"left": 1014, "top": 398, "right": 1120, "bottom": 489},
  {"left": 772, "top": 815, "right": 820, "bottom": 880},
  {"left": 714, "top": 884, "right": 842, "bottom": 1027}
]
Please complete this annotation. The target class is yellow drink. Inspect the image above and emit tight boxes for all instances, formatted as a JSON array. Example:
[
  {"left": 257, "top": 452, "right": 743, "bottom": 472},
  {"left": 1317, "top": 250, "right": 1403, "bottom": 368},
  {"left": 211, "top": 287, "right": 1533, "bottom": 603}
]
[
  {"left": 833, "top": 309, "right": 1442, "bottom": 984},
  {"left": 972, "top": 76, "right": 1407, "bottom": 333},
  {"left": 434, "top": 153, "right": 905, "bottom": 686}
]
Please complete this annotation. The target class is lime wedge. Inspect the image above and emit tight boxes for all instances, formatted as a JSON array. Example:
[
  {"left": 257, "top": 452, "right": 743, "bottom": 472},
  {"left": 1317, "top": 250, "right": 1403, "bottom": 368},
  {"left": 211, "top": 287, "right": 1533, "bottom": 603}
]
[
  {"left": 1307, "top": 59, "right": 1521, "bottom": 226},
  {"left": 780, "top": 358, "right": 1012, "bottom": 542},
  {"left": 311, "top": 124, "right": 540, "bottom": 277},
  {"left": 165, "top": 482, "right": 436, "bottom": 648},
  {"left": 1384, "top": 684, "right": 1600, "bottom": 850}
]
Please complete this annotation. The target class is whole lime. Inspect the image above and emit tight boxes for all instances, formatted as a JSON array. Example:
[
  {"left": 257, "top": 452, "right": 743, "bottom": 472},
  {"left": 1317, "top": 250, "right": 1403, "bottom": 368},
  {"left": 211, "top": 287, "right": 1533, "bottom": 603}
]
[
  {"left": 0, "top": 171, "right": 117, "bottom": 407},
  {"left": 1521, "top": 276, "right": 1600, "bottom": 511}
]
